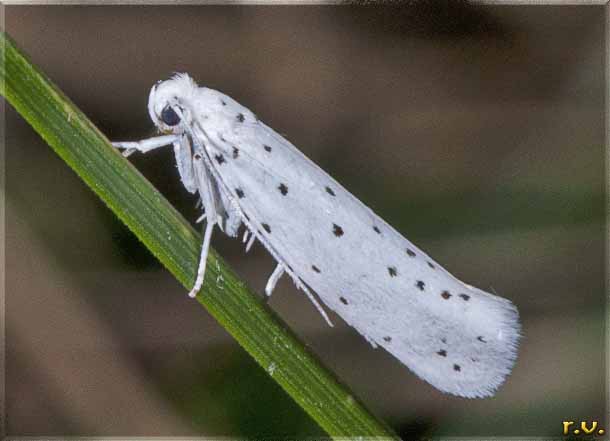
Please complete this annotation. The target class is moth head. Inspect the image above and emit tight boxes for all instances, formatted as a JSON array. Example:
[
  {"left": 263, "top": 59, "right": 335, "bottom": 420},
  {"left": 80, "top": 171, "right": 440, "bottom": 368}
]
[{"left": 148, "top": 73, "right": 197, "bottom": 134}]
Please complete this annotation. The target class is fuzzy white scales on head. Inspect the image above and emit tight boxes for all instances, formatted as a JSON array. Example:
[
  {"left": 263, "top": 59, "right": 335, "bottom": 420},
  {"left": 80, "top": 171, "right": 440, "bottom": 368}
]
[{"left": 113, "top": 73, "right": 521, "bottom": 398}]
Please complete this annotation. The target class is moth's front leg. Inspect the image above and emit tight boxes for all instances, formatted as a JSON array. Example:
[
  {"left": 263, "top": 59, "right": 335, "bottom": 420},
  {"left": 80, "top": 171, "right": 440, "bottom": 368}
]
[{"left": 112, "top": 134, "right": 180, "bottom": 157}]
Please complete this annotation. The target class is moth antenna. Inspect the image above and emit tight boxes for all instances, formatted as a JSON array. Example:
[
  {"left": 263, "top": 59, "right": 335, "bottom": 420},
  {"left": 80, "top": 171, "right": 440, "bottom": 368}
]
[{"left": 295, "top": 279, "right": 333, "bottom": 327}]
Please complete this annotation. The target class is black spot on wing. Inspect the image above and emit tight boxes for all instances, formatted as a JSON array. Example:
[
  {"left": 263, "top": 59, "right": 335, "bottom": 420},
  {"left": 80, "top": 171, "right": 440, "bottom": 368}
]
[
  {"left": 441, "top": 290, "right": 452, "bottom": 300},
  {"left": 262, "top": 223, "right": 271, "bottom": 233},
  {"left": 312, "top": 265, "right": 321, "bottom": 273},
  {"left": 373, "top": 226, "right": 381, "bottom": 234},
  {"left": 406, "top": 249, "right": 416, "bottom": 257},
  {"left": 221, "top": 99, "right": 226, "bottom": 106},
  {"left": 459, "top": 293, "right": 470, "bottom": 301},
  {"left": 388, "top": 266, "right": 397, "bottom": 277},
  {"left": 427, "top": 261, "right": 435, "bottom": 269},
  {"left": 340, "top": 296, "right": 348, "bottom": 305},
  {"left": 477, "top": 336, "right": 487, "bottom": 343},
  {"left": 453, "top": 364, "right": 461, "bottom": 372},
  {"left": 215, "top": 154, "right": 225, "bottom": 165},
  {"left": 278, "top": 183, "right": 288, "bottom": 195},
  {"left": 264, "top": 144, "right": 272, "bottom": 152},
  {"left": 232, "top": 147, "right": 239, "bottom": 158},
  {"left": 325, "top": 186, "right": 335, "bottom": 196},
  {"left": 332, "top": 224, "right": 344, "bottom": 237},
  {"left": 235, "top": 188, "right": 245, "bottom": 198},
  {"left": 236, "top": 113, "right": 245, "bottom": 123},
  {"left": 383, "top": 336, "right": 392, "bottom": 342},
  {"left": 415, "top": 280, "right": 425, "bottom": 291},
  {"left": 437, "top": 349, "right": 447, "bottom": 357}
]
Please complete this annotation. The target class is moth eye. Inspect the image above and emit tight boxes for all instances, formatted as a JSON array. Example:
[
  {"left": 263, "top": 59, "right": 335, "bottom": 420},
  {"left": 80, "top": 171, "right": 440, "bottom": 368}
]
[{"left": 161, "top": 105, "right": 181, "bottom": 126}]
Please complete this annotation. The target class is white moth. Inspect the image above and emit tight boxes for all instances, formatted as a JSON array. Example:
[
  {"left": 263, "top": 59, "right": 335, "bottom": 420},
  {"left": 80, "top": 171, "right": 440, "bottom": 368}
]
[{"left": 113, "top": 73, "right": 520, "bottom": 398}]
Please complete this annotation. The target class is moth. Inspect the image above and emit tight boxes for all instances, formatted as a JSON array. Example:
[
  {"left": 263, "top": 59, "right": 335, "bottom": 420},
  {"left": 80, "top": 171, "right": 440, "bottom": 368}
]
[{"left": 113, "top": 73, "right": 520, "bottom": 398}]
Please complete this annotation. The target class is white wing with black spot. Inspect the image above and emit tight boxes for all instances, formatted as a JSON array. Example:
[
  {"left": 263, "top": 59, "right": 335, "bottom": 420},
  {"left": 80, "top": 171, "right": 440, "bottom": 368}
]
[{"left": 188, "top": 86, "right": 520, "bottom": 398}]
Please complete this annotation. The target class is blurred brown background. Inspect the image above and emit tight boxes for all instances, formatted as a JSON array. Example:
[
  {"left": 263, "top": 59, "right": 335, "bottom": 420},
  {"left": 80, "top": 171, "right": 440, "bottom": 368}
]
[{"left": 4, "top": 3, "right": 606, "bottom": 438}]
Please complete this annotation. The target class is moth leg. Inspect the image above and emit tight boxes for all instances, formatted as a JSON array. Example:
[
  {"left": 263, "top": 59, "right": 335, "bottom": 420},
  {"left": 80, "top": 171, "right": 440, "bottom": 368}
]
[
  {"left": 188, "top": 220, "right": 214, "bottom": 298},
  {"left": 193, "top": 152, "right": 219, "bottom": 224},
  {"left": 222, "top": 207, "right": 242, "bottom": 237},
  {"left": 216, "top": 185, "right": 242, "bottom": 237},
  {"left": 189, "top": 152, "right": 221, "bottom": 298},
  {"left": 112, "top": 134, "right": 179, "bottom": 157},
  {"left": 264, "top": 263, "right": 285, "bottom": 297},
  {"left": 245, "top": 233, "right": 256, "bottom": 252},
  {"left": 242, "top": 230, "right": 250, "bottom": 243}
]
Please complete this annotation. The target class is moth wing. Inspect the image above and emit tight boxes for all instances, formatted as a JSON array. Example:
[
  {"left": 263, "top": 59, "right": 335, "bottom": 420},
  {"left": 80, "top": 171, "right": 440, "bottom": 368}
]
[{"left": 196, "top": 97, "right": 520, "bottom": 398}]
